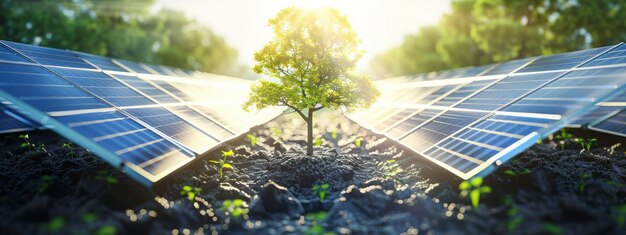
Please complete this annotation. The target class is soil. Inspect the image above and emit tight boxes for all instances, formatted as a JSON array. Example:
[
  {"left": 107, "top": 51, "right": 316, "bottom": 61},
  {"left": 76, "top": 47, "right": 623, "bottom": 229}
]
[{"left": 0, "top": 111, "right": 625, "bottom": 235}]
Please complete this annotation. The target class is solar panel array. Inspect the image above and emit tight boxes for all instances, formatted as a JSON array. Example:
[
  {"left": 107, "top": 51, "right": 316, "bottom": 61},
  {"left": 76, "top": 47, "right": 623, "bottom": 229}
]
[
  {"left": 349, "top": 43, "right": 626, "bottom": 179},
  {"left": 0, "top": 40, "right": 285, "bottom": 186}
]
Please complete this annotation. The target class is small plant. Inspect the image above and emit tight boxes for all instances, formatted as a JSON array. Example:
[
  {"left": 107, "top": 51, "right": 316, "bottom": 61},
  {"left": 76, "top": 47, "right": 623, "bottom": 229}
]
[
  {"left": 38, "top": 175, "right": 55, "bottom": 193},
  {"left": 209, "top": 150, "right": 234, "bottom": 178},
  {"left": 81, "top": 213, "right": 98, "bottom": 224},
  {"left": 576, "top": 138, "right": 597, "bottom": 151},
  {"left": 459, "top": 177, "right": 492, "bottom": 208},
  {"left": 613, "top": 204, "right": 626, "bottom": 227},
  {"left": 95, "top": 226, "right": 117, "bottom": 235},
  {"left": 180, "top": 185, "right": 201, "bottom": 201},
  {"left": 47, "top": 216, "right": 65, "bottom": 233},
  {"left": 543, "top": 223, "right": 563, "bottom": 235},
  {"left": 312, "top": 183, "right": 330, "bottom": 201},
  {"left": 36, "top": 143, "right": 49, "bottom": 154},
  {"left": 506, "top": 206, "right": 524, "bottom": 232},
  {"left": 18, "top": 134, "right": 34, "bottom": 151},
  {"left": 576, "top": 173, "right": 591, "bottom": 194},
  {"left": 305, "top": 211, "right": 335, "bottom": 235},
  {"left": 554, "top": 129, "right": 573, "bottom": 151},
  {"left": 378, "top": 159, "right": 403, "bottom": 187},
  {"left": 354, "top": 137, "right": 363, "bottom": 148},
  {"left": 221, "top": 199, "right": 248, "bottom": 219},
  {"left": 95, "top": 169, "right": 119, "bottom": 184},
  {"left": 313, "top": 138, "right": 322, "bottom": 147},
  {"left": 247, "top": 134, "right": 258, "bottom": 146},
  {"left": 62, "top": 142, "right": 76, "bottom": 157}
]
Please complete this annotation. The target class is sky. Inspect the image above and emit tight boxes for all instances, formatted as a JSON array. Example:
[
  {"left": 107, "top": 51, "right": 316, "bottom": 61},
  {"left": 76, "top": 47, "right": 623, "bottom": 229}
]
[{"left": 153, "top": 0, "right": 451, "bottom": 72}]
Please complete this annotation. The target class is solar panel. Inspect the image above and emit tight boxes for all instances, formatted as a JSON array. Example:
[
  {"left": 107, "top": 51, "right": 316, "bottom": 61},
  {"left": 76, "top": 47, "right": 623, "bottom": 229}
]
[
  {"left": 0, "top": 40, "right": 285, "bottom": 186},
  {"left": 350, "top": 43, "right": 626, "bottom": 179}
]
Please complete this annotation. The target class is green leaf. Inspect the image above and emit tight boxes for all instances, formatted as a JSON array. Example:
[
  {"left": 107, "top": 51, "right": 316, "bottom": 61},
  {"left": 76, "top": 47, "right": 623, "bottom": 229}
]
[
  {"left": 459, "top": 181, "right": 470, "bottom": 190},
  {"left": 223, "top": 200, "right": 232, "bottom": 208},
  {"left": 48, "top": 217, "right": 65, "bottom": 232},
  {"left": 319, "top": 191, "right": 326, "bottom": 201},
  {"left": 187, "top": 192, "right": 195, "bottom": 201},
  {"left": 543, "top": 223, "right": 563, "bottom": 235},
  {"left": 222, "top": 163, "right": 233, "bottom": 168},
  {"left": 209, "top": 160, "right": 220, "bottom": 164},
  {"left": 504, "top": 170, "right": 516, "bottom": 176},
  {"left": 321, "top": 183, "right": 329, "bottom": 189},
  {"left": 182, "top": 185, "right": 192, "bottom": 192},
  {"left": 233, "top": 199, "right": 244, "bottom": 207},
  {"left": 82, "top": 213, "right": 98, "bottom": 223},
  {"left": 480, "top": 186, "right": 492, "bottom": 193},
  {"left": 331, "top": 132, "right": 337, "bottom": 139},
  {"left": 222, "top": 150, "right": 234, "bottom": 157},
  {"left": 95, "top": 226, "right": 117, "bottom": 235},
  {"left": 470, "top": 177, "right": 483, "bottom": 187},
  {"left": 507, "top": 216, "right": 524, "bottom": 232},
  {"left": 470, "top": 189, "right": 481, "bottom": 208}
]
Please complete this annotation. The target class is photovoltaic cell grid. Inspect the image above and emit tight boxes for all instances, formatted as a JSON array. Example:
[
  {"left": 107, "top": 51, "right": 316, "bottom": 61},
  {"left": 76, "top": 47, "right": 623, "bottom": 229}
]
[
  {"left": 0, "top": 40, "right": 285, "bottom": 186},
  {"left": 349, "top": 43, "right": 626, "bottom": 179}
]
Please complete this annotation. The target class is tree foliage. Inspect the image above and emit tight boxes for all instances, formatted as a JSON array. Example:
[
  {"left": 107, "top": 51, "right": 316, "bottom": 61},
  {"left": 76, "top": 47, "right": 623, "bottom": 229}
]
[
  {"left": 243, "top": 7, "right": 380, "bottom": 156},
  {"left": 0, "top": 0, "right": 243, "bottom": 76},
  {"left": 371, "top": 0, "right": 626, "bottom": 78}
]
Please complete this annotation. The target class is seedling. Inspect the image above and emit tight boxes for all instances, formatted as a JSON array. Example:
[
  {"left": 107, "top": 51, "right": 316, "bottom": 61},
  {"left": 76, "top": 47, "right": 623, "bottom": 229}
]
[
  {"left": 613, "top": 204, "right": 626, "bottom": 227},
  {"left": 378, "top": 159, "right": 403, "bottom": 187},
  {"left": 95, "top": 226, "right": 117, "bottom": 235},
  {"left": 312, "top": 183, "right": 330, "bottom": 201},
  {"left": 459, "top": 177, "right": 492, "bottom": 208},
  {"left": 18, "top": 134, "right": 33, "bottom": 151},
  {"left": 575, "top": 138, "right": 597, "bottom": 151},
  {"left": 554, "top": 129, "right": 573, "bottom": 151},
  {"left": 305, "top": 211, "right": 335, "bottom": 235},
  {"left": 543, "top": 223, "right": 563, "bottom": 235},
  {"left": 220, "top": 199, "right": 248, "bottom": 219},
  {"left": 506, "top": 206, "right": 524, "bottom": 232},
  {"left": 354, "top": 137, "right": 363, "bottom": 148},
  {"left": 62, "top": 142, "right": 76, "bottom": 157},
  {"left": 180, "top": 185, "right": 201, "bottom": 201},
  {"left": 209, "top": 150, "right": 234, "bottom": 178},
  {"left": 313, "top": 138, "right": 322, "bottom": 147},
  {"left": 247, "top": 134, "right": 258, "bottom": 146},
  {"left": 95, "top": 169, "right": 118, "bottom": 184},
  {"left": 38, "top": 175, "right": 55, "bottom": 193},
  {"left": 577, "top": 173, "right": 591, "bottom": 194},
  {"left": 47, "top": 216, "right": 65, "bottom": 233}
]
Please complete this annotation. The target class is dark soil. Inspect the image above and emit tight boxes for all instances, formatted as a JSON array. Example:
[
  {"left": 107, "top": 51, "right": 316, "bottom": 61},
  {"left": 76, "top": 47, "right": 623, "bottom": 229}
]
[{"left": 0, "top": 111, "right": 625, "bottom": 235}]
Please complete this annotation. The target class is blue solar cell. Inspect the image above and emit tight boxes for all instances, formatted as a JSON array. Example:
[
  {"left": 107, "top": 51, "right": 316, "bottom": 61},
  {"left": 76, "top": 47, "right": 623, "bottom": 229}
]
[
  {"left": 399, "top": 111, "right": 484, "bottom": 152},
  {"left": 516, "top": 46, "right": 611, "bottom": 73},
  {"left": 0, "top": 42, "right": 31, "bottom": 63},
  {"left": 73, "top": 52, "right": 129, "bottom": 72},
  {"left": 582, "top": 44, "right": 626, "bottom": 67},
  {"left": 482, "top": 57, "right": 534, "bottom": 76},
  {"left": 0, "top": 103, "right": 38, "bottom": 133},
  {"left": 429, "top": 79, "right": 494, "bottom": 107},
  {"left": 592, "top": 110, "right": 626, "bottom": 136},
  {"left": 116, "top": 59, "right": 152, "bottom": 74},
  {"left": 2, "top": 41, "right": 97, "bottom": 69},
  {"left": 111, "top": 74, "right": 180, "bottom": 104}
]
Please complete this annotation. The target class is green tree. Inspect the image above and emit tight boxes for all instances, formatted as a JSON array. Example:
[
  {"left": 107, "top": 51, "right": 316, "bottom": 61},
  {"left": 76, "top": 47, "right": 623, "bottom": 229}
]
[{"left": 243, "top": 7, "right": 380, "bottom": 156}]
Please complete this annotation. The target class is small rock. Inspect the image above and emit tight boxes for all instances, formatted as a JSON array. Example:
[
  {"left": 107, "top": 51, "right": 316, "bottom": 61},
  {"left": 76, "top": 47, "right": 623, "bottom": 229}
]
[{"left": 249, "top": 181, "right": 303, "bottom": 218}]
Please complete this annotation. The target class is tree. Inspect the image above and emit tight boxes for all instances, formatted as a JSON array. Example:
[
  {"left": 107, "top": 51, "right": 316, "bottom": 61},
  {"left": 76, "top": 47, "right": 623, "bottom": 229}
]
[{"left": 243, "top": 7, "right": 380, "bottom": 156}]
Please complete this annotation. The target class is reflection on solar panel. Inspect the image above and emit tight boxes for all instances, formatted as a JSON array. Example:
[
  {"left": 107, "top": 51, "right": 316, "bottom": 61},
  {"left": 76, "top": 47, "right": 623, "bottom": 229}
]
[
  {"left": 350, "top": 43, "right": 626, "bottom": 180},
  {"left": 0, "top": 40, "right": 285, "bottom": 186}
]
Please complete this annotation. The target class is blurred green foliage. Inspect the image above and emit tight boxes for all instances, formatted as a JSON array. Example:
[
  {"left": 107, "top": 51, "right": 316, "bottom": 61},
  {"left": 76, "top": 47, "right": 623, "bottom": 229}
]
[
  {"left": 371, "top": 0, "right": 626, "bottom": 78},
  {"left": 0, "top": 0, "right": 244, "bottom": 76}
]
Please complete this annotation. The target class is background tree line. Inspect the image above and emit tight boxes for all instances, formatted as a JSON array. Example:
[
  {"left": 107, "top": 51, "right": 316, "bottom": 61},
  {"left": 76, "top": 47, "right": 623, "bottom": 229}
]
[
  {"left": 370, "top": 0, "right": 626, "bottom": 78},
  {"left": 0, "top": 0, "right": 245, "bottom": 76}
]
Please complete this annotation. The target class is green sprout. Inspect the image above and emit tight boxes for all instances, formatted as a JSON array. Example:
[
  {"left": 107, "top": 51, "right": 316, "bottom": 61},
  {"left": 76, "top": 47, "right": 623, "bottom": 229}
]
[
  {"left": 305, "top": 211, "right": 335, "bottom": 235},
  {"left": 47, "top": 216, "right": 65, "bottom": 233},
  {"left": 577, "top": 173, "right": 591, "bottom": 194},
  {"left": 38, "top": 175, "right": 55, "bottom": 193},
  {"left": 506, "top": 206, "right": 524, "bottom": 232},
  {"left": 313, "top": 137, "right": 322, "bottom": 147},
  {"left": 18, "top": 134, "right": 33, "bottom": 151},
  {"left": 95, "top": 170, "right": 118, "bottom": 184},
  {"left": 312, "top": 183, "right": 330, "bottom": 201},
  {"left": 543, "top": 223, "right": 563, "bottom": 235},
  {"left": 459, "top": 177, "right": 492, "bottom": 208},
  {"left": 554, "top": 129, "right": 573, "bottom": 151},
  {"left": 378, "top": 159, "right": 403, "bottom": 187},
  {"left": 180, "top": 185, "right": 201, "bottom": 201},
  {"left": 354, "top": 137, "right": 363, "bottom": 148},
  {"left": 575, "top": 138, "right": 597, "bottom": 151},
  {"left": 81, "top": 213, "right": 98, "bottom": 224},
  {"left": 209, "top": 150, "right": 234, "bottom": 178},
  {"left": 247, "top": 134, "right": 258, "bottom": 146},
  {"left": 613, "top": 204, "right": 626, "bottom": 227},
  {"left": 95, "top": 226, "right": 117, "bottom": 235},
  {"left": 220, "top": 199, "right": 248, "bottom": 219},
  {"left": 62, "top": 142, "right": 76, "bottom": 157}
]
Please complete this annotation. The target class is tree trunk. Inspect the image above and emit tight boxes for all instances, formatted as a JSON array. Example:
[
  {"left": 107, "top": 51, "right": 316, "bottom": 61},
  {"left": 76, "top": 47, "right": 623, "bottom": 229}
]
[{"left": 306, "top": 109, "right": 314, "bottom": 156}]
